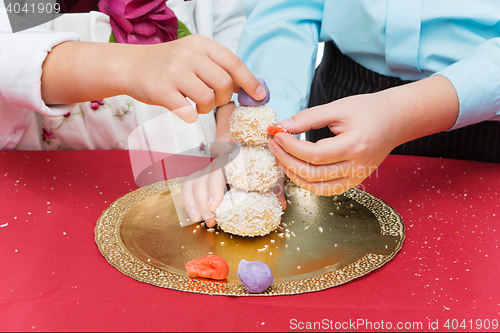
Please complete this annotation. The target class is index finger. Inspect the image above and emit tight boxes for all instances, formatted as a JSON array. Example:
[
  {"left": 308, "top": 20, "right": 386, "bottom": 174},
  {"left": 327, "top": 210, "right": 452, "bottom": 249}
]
[
  {"left": 205, "top": 41, "right": 267, "bottom": 102},
  {"left": 276, "top": 104, "right": 340, "bottom": 135},
  {"left": 273, "top": 132, "right": 354, "bottom": 165}
]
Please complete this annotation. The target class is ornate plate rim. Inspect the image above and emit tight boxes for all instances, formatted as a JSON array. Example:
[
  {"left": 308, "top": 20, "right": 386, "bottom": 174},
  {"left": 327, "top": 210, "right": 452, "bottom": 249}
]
[{"left": 95, "top": 180, "right": 405, "bottom": 296}]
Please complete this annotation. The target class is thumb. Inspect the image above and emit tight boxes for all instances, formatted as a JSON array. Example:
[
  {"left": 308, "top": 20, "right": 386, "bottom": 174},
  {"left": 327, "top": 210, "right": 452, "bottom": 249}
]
[{"left": 277, "top": 104, "right": 337, "bottom": 134}]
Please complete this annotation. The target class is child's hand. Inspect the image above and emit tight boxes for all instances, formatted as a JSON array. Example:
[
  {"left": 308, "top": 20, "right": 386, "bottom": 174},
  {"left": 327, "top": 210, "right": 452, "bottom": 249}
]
[
  {"left": 41, "top": 35, "right": 266, "bottom": 124},
  {"left": 125, "top": 34, "right": 266, "bottom": 123},
  {"left": 180, "top": 102, "right": 238, "bottom": 227},
  {"left": 180, "top": 143, "right": 234, "bottom": 227},
  {"left": 267, "top": 75, "right": 459, "bottom": 196}
]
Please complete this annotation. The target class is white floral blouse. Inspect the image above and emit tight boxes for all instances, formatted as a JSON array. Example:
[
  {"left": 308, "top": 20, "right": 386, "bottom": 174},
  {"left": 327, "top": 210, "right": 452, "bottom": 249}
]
[{"left": 0, "top": 0, "right": 246, "bottom": 154}]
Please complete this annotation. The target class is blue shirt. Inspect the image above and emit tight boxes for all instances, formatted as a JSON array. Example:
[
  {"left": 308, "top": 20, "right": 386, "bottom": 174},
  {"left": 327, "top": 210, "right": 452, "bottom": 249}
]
[{"left": 237, "top": 0, "right": 500, "bottom": 130}]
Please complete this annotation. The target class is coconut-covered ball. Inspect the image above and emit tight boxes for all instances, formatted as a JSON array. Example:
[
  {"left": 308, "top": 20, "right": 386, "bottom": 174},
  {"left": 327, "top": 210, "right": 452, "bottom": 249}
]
[
  {"left": 237, "top": 260, "right": 274, "bottom": 293},
  {"left": 215, "top": 188, "right": 282, "bottom": 237},
  {"left": 225, "top": 145, "right": 279, "bottom": 193},
  {"left": 229, "top": 105, "right": 277, "bottom": 146}
]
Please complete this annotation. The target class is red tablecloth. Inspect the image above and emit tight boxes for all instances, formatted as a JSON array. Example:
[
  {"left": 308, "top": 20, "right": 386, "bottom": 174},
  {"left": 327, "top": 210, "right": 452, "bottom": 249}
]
[{"left": 0, "top": 150, "right": 499, "bottom": 332}]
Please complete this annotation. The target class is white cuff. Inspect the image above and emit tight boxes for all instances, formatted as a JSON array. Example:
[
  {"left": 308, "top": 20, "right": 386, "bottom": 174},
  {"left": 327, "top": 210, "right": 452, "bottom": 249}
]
[
  {"left": 436, "top": 42, "right": 500, "bottom": 130},
  {"left": 0, "top": 30, "right": 80, "bottom": 116}
]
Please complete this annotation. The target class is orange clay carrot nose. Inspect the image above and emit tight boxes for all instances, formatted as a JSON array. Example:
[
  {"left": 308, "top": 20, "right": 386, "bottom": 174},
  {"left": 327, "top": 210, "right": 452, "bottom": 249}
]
[
  {"left": 185, "top": 255, "right": 229, "bottom": 280},
  {"left": 267, "top": 125, "right": 289, "bottom": 136}
]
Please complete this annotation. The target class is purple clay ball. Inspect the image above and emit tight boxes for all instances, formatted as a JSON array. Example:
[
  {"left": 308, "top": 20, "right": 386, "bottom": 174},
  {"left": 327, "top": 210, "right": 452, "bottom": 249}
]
[
  {"left": 237, "top": 259, "right": 275, "bottom": 293},
  {"left": 237, "top": 78, "right": 270, "bottom": 106}
]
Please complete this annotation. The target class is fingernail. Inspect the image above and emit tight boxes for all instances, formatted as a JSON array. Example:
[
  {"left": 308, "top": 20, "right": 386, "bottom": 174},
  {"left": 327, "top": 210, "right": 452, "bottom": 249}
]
[
  {"left": 280, "top": 200, "right": 287, "bottom": 210},
  {"left": 277, "top": 117, "right": 294, "bottom": 128},
  {"left": 189, "top": 207, "right": 199, "bottom": 220},
  {"left": 203, "top": 212, "right": 212, "bottom": 221},
  {"left": 207, "top": 195, "right": 214, "bottom": 207},
  {"left": 256, "top": 85, "right": 266, "bottom": 99}
]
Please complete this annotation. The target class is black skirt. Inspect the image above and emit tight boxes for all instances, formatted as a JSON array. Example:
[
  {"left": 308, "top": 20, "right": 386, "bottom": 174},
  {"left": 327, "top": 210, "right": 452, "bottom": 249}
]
[{"left": 307, "top": 42, "right": 500, "bottom": 163}]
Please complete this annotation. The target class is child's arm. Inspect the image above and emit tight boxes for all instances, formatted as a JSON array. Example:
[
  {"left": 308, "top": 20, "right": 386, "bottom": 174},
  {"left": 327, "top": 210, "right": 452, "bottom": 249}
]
[
  {"left": 214, "top": 102, "right": 235, "bottom": 144},
  {"left": 268, "top": 74, "right": 459, "bottom": 195},
  {"left": 41, "top": 34, "right": 267, "bottom": 123}
]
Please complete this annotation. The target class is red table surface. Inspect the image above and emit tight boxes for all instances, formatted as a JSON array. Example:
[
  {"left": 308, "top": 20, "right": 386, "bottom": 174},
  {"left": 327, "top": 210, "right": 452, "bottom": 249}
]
[{"left": 0, "top": 150, "right": 499, "bottom": 332}]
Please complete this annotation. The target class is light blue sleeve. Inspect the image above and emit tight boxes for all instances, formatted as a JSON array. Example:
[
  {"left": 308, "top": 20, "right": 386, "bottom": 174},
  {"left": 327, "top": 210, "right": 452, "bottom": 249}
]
[
  {"left": 436, "top": 38, "right": 500, "bottom": 130},
  {"left": 237, "top": 0, "right": 323, "bottom": 121}
]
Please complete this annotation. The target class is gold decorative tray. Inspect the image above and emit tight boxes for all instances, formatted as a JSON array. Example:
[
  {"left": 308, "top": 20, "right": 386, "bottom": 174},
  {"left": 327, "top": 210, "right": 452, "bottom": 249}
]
[{"left": 95, "top": 179, "right": 404, "bottom": 296}]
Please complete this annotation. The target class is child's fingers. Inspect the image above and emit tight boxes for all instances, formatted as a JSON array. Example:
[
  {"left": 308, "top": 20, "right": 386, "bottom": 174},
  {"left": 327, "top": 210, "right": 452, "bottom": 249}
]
[
  {"left": 207, "top": 169, "right": 225, "bottom": 219},
  {"left": 271, "top": 171, "right": 287, "bottom": 210},
  {"left": 192, "top": 173, "right": 212, "bottom": 224},
  {"left": 204, "top": 40, "right": 266, "bottom": 102},
  {"left": 181, "top": 165, "right": 223, "bottom": 227},
  {"left": 180, "top": 176, "right": 203, "bottom": 222},
  {"left": 177, "top": 74, "right": 215, "bottom": 115},
  {"left": 204, "top": 214, "right": 216, "bottom": 228},
  {"left": 194, "top": 58, "right": 234, "bottom": 107},
  {"left": 166, "top": 93, "right": 199, "bottom": 123},
  {"left": 170, "top": 104, "right": 199, "bottom": 123}
]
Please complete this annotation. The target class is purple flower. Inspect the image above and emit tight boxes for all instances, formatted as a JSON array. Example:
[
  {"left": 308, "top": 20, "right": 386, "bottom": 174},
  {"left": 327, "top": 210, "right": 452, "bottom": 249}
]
[
  {"left": 99, "top": 0, "right": 178, "bottom": 45},
  {"left": 90, "top": 99, "right": 105, "bottom": 110}
]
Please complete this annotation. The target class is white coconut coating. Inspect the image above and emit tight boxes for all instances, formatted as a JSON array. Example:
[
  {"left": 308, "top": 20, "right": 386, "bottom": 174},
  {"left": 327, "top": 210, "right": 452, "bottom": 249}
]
[
  {"left": 215, "top": 188, "right": 283, "bottom": 237},
  {"left": 225, "top": 145, "right": 280, "bottom": 193},
  {"left": 229, "top": 105, "right": 277, "bottom": 146}
]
